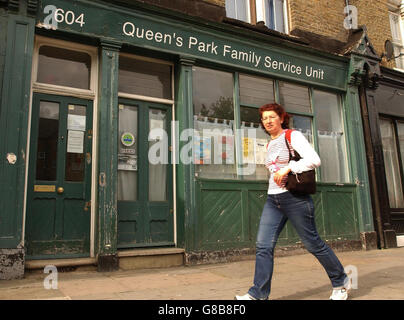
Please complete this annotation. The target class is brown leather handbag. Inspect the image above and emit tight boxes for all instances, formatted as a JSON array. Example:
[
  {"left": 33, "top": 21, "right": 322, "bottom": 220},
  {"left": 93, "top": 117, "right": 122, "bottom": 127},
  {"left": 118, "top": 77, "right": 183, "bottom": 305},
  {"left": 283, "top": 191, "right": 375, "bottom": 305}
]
[{"left": 284, "top": 130, "right": 316, "bottom": 195}]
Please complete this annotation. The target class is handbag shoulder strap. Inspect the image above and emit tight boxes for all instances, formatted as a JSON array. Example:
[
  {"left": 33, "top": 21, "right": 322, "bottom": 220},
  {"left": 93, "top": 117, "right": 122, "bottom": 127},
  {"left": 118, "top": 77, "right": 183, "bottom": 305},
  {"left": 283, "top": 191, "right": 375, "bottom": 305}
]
[
  {"left": 284, "top": 129, "right": 301, "bottom": 161},
  {"left": 284, "top": 129, "right": 294, "bottom": 158},
  {"left": 285, "top": 128, "right": 294, "bottom": 145}
]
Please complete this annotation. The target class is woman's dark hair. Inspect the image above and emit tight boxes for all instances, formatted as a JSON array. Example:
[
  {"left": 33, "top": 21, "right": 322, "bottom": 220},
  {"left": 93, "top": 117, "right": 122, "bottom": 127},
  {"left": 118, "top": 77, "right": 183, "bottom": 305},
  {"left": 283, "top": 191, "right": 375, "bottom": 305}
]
[{"left": 259, "top": 103, "right": 290, "bottom": 132}]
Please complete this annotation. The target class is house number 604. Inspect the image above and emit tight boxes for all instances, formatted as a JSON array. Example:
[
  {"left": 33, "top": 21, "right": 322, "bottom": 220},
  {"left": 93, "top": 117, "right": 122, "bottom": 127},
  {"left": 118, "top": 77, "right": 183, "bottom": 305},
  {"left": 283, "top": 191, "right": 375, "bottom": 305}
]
[{"left": 43, "top": 5, "right": 85, "bottom": 29}]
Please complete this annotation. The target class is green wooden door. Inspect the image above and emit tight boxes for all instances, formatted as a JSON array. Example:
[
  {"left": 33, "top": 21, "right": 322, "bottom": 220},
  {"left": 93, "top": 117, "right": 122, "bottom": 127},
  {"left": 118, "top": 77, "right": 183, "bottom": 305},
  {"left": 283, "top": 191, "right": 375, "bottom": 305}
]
[
  {"left": 117, "top": 100, "right": 173, "bottom": 248},
  {"left": 26, "top": 93, "right": 93, "bottom": 259}
]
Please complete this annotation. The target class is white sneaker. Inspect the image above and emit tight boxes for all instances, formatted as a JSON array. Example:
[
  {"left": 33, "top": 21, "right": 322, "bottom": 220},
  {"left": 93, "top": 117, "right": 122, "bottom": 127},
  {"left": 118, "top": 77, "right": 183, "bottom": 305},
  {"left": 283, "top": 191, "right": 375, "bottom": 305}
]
[
  {"left": 330, "top": 277, "right": 352, "bottom": 300},
  {"left": 235, "top": 293, "right": 256, "bottom": 300}
]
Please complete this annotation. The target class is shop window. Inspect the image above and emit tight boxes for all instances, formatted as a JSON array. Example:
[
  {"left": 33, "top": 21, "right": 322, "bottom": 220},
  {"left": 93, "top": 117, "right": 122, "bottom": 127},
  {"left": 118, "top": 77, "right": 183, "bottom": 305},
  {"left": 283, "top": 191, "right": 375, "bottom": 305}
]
[
  {"left": 37, "top": 46, "right": 91, "bottom": 90},
  {"left": 239, "top": 74, "right": 275, "bottom": 180},
  {"left": 149, "top": 108, "right": 168, "bottom": 201},
  {"left": 240, "top": 105, "right": 269, "bottom": 180},
  {"left": 119, "top": 56, "right": 172, "bottom": 100},
  {"left": 226, "top": 0, "right": 288, "bottom": 33},
  {"left": 239, "top": 74, "right": 275, "bottom": 107},
  {"left": 192, "top": 67, "right": 349, "bottom": 183},
  {"left": 380, "top": 118, "right": 404, "bottom": 208},
  {"left": 193, "top": 67, "right": 236, "bottom": 179},
  {"left": 312, "top": 90, "right": 349, "bottom": 183},
  {"left": 279, "top": 81, "right": 311, "bottom": 114},
  {"left": 289, "top": 114, "right": 313, "bottom": 144},
  {"left": 279, "top": 81, "right": 313, "bottom": 143},
  {"left": 118, "top": 105, "right": 138, "bottom": 201}
]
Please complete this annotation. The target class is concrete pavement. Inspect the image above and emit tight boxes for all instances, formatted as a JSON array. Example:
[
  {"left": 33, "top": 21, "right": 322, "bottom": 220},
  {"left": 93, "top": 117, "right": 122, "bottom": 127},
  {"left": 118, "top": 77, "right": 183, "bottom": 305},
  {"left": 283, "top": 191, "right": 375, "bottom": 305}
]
[{"left": 0, "top": 247, "right": 403, "bottom": 300}]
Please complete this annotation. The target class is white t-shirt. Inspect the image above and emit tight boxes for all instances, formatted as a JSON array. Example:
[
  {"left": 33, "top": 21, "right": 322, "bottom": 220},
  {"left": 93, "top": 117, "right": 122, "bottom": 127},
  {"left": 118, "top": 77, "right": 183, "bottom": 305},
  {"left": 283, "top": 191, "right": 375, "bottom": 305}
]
[{"left": 265, "top": 130, "right": 321, "bottom": 194}]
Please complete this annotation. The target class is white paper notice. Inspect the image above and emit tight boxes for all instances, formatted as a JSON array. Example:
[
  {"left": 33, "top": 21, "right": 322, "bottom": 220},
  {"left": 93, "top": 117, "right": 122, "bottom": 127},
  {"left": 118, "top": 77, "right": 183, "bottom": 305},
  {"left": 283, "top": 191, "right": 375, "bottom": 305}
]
[
  {"left": 68, "top": 114, "right": 86, "bottom": 131},
  {"left": 67, "top": 130, "right": 84, "bottom": 154},
  {"left": 255, "top": 139, "right": 268, "bottom": 165}
]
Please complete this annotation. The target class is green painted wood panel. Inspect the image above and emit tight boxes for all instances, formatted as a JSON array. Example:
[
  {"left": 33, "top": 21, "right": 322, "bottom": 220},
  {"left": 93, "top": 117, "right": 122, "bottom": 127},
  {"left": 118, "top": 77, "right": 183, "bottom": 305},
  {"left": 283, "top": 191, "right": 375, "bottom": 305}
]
[
  {"left": 199, "top": 190, "right": 243, "bottom": 245},
  {"left": 97, "top": 40, "right": 120, "bottom": 257},
  {"left": 175, "top": 57, "right": 196, "bottom": 250},
  {"left": 344, "top": 86, "right": 374, "bottom": 233},
  {"left": 0, "top": 14, "right": 35, "bottom": 248},
  {"left": 194, "top": 180, "right": 360, "bottom": 251}
]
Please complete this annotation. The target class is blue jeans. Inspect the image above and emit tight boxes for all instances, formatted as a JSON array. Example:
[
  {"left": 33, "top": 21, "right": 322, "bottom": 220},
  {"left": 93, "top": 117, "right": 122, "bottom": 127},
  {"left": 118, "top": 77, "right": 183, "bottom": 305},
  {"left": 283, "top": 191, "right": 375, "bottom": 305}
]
[{"left": 248, "top": 192, "right": 347, "bottom": 300}]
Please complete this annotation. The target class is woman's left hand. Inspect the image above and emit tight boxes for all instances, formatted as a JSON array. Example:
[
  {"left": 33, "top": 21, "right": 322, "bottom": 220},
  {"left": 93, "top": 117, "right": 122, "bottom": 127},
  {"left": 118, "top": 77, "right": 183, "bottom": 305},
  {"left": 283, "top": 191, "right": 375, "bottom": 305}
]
[{"left": 274, "top": 167, "right": 291, "bottom": 186}]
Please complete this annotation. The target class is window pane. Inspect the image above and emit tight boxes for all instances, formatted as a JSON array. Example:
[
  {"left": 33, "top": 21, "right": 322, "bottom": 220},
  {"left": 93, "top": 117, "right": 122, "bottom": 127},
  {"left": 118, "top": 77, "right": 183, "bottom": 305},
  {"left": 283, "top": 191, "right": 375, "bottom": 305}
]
[
  {"left": 241, "top": 106, "right": 269, "bottom": 180},
  {"left": 193, "top": 67, "right": 234, "bottom": 119},
  {"left": 118, "top": 105, "right": 138, "bottom": 201},
  {"left": 398, "top": 121, "right": 404, "bottom": 172},
  {"left": 65, "top": 105, "right": 86, "bottom": 182},
  {"left": 37, "top": 46, "right": 91, "bottom": 89},
  {"left": 225, "top": 0, "right": 237, "bottom": 19},
  {"left": 256, "top": 0, "right": 265, "bottom": 22},
  {"left": 226, "top": 0, "right": 249, "bottom": 23},
  {"left": 380, "top": 119, "right": 404, "bottom": 208},
  {"left": 119, "top": 56, "right": 172, "bottom": 100},
  {"left": 274, "top": 0, "right": 285, "bottom": 32},
  {"left": 289, "top": 114, "right": 313, "bottom": 144},
  {"left": 312, "top": 90, "right": 349, "bottom": 183},
  {"left": 149, "top": 109, "right": 167, "bottom": 201},
  {"left": 279, "top": 81, "right": 311, "bottom": 114},
  {"left": 239, "top": 74, "right": 275, "bottom": 106},
  {"left": 193, "top": 67, "right": 236, "bottom": 179},
  {"left": 261, "top": 0, "right": 285, "bottom": 32},
  {"left": 393, "top": 45, "right": 404, "bottom": 69},
  {"left": 36, "top": 101, "right": 59, "bottom": 181},
  {"left": 389, "top": 12, "right": 402, "bottom": 42}
]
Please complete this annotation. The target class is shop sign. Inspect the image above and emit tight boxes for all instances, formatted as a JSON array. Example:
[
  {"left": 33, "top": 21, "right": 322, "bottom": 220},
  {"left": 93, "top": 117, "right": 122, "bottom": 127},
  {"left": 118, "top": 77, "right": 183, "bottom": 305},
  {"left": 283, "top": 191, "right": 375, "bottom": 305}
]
[{"left": 38, "top": 0, "right": 347, "bottom": 90}]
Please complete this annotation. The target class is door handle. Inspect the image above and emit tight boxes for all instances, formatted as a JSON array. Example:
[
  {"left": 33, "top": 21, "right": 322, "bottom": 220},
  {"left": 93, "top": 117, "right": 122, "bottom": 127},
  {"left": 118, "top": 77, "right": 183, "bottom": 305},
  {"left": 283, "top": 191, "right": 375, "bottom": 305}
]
[{"left": 57, "top": 187, "right": 64, "bottom": 194}]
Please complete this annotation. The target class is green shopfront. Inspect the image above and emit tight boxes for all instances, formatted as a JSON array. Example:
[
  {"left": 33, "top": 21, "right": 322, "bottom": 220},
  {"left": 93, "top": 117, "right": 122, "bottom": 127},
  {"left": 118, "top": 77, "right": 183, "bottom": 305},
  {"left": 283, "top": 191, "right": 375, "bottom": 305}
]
[{"left": 0, "top": 0, "right": 376, "bottom": 277}]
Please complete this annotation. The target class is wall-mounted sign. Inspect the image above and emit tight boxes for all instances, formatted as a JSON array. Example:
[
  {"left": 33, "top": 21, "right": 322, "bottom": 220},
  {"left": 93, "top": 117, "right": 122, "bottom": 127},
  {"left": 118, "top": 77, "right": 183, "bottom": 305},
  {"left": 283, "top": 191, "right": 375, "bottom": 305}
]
[
  {"left": 38, "top": 0, "right": 348, "bottom": 91},
  {"left": 121, "top": 132, "right": 135, "bottom": 147}
]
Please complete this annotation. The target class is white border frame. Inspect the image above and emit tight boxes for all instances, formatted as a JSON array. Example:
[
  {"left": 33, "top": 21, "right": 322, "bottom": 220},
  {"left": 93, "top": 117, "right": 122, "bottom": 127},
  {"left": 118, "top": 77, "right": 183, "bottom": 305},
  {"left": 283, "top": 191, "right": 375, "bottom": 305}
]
[
  {"left": 117, "top": 52, "right": 177, "bottom": 246},
  {"left": 255, "top": 0, "right": 289, "bottom": 34},
  {"left": 24, "top": 35, "right": 99, "bottom": 258}
]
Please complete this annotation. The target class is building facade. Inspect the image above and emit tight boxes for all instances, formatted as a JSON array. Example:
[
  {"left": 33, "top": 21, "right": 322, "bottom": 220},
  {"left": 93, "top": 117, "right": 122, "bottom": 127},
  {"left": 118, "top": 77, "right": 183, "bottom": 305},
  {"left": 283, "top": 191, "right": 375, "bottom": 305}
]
[
  {"left": 292, "top": 0, "right": 404, "bottom": 248},
  {"left": 355, "top": 0, "right": 404, "bottom": 248},
  {"left": 0, "top": 0, "right": 380, "bottom": 279}
]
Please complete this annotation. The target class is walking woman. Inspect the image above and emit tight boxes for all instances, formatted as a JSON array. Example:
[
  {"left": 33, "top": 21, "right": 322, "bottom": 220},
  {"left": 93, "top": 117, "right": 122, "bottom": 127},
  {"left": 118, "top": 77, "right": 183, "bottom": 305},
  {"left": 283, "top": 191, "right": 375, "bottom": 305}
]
[{"left": 235, "top": 103, "right": 351, "bottom": 300}]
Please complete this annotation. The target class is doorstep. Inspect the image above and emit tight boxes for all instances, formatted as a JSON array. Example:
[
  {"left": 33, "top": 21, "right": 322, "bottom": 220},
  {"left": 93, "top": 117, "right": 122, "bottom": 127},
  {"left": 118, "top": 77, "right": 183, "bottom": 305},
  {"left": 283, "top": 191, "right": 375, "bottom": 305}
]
[
  {"left": 25, "top": 257, "right": 97, "bottom": 271},
  {"left": 24, "top": 248, "right": 185, "bottom": 272},
  {"left": 117, "top": 247, "right": 185, "bottom": 270}
]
